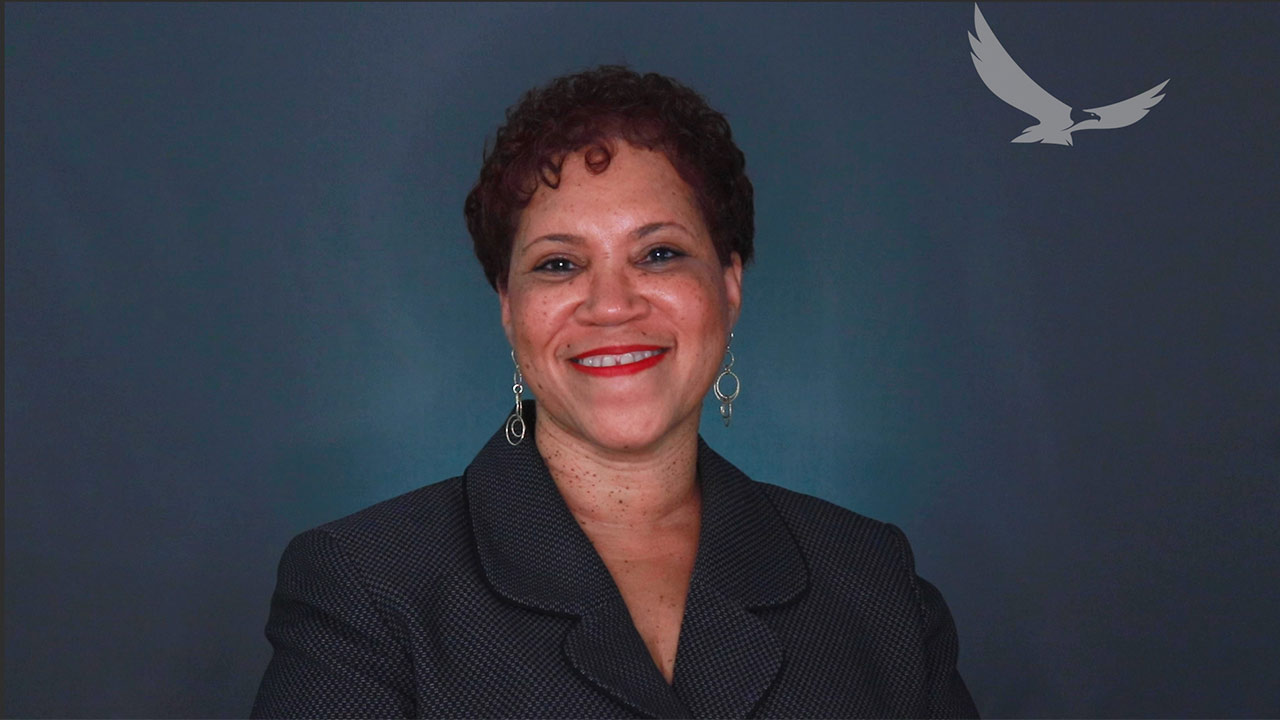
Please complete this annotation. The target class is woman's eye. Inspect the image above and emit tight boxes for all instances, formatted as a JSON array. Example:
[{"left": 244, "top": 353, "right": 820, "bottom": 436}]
[
  {"left": 644, "top": 246, "right": 685, "bottom": 264},
  {"left": 534, "top": 257, "right": 577, "bottom": 273}
]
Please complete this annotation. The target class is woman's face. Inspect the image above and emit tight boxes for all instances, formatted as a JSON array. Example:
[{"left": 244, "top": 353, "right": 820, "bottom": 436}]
[{"left": 500, "top": 142, "right": 742, "bottom": 455}]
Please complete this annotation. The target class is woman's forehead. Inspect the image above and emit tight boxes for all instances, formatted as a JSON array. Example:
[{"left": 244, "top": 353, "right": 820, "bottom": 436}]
[{"left": 514, "top": 145, "right": 705, "bottom": 246}]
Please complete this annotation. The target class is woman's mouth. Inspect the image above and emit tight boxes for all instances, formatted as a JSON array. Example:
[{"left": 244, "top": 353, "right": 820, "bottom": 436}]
[{"left": 570, "top": 346, "right": 669, "bottom": 376}]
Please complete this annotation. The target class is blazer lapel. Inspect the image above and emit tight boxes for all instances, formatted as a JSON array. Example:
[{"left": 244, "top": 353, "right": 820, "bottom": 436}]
[
  {"left": 465, "top": 403, "right": 691, "bottom": 718},
  {"left": 563, "top": 598, "right": 694, "bottom": 718},
  {"left": 670, "top": 438, "right": 810, "bottom": 718}
]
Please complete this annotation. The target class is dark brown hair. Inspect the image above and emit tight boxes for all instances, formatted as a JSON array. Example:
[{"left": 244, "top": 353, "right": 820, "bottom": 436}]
[{"left": 463, "top": 65, "right": 754, "bottom": 291}]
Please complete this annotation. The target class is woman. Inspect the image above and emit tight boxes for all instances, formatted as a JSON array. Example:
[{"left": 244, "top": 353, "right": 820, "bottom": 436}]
[{"left": 253, "top": 65, "right": 978, "bottom": 719}]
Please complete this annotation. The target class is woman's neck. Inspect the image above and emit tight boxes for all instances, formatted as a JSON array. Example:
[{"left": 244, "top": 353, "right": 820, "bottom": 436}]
[{"left": 533, "top": 409, "right": 701, "bottom": 534}]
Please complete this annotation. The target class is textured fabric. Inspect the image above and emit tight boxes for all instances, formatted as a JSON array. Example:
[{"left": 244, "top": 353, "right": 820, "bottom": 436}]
[{"left": 252, "top": 405, "right": 978, "bottom": 718}]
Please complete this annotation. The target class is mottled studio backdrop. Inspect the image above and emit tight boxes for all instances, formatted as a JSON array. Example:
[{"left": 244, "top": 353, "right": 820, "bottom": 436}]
[{"left": 5, "top": 2, "right": 1278, "bottom": 717}]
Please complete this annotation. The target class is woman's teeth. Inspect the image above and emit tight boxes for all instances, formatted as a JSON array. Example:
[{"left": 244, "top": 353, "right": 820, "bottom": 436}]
[{"left": 574, "top": 349, "right": 663, "bottom": 368}]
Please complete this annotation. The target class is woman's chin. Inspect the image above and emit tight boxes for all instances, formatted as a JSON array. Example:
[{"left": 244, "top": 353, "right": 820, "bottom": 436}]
[{"left": 542, "top": 402, "right": 692, "bottom": 455}]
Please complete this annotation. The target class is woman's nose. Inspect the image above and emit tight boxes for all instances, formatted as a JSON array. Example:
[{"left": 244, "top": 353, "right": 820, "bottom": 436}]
[{"left": 576, "top": 267, "right": 647, "bottom": 325}]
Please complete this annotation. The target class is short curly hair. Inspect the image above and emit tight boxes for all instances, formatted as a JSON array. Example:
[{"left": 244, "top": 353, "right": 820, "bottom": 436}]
[{"left": 464, "top": 65, "right": 754, "bottom": 292}]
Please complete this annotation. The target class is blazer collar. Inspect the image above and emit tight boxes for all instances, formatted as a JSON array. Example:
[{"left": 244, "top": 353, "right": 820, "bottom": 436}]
[{"left": 464, "top": 402, "right": 809, "bottom": 717}]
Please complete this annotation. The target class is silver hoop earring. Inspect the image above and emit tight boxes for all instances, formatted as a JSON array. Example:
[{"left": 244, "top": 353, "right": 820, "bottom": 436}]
[
  {"left": 713, "top": 332, "right": 740, "bottom": 427},
  {"left": 505, "top": 350, "right": 526, "bottom": 446}
]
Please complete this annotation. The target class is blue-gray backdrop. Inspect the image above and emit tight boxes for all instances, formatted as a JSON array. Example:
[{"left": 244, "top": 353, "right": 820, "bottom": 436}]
[{"left": 5, "top": 2, "right": 1279, "bottom": 717}]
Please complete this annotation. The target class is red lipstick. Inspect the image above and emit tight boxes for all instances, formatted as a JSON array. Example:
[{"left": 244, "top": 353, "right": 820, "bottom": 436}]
[{"left": 570, "top": 345, "right": 668, "bottom": 377}]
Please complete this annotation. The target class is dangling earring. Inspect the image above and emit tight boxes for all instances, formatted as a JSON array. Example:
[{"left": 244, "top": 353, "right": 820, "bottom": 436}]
[
  {"left": 506, "top": 350, "right": 526, "bottom": 446},
  {"left": 714, "top": 332, "right": 740, "bottom": 427}
]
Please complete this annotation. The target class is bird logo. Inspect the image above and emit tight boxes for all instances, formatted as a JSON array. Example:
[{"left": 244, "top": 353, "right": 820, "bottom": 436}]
[{"left": 969, "top": 3, "right": 1169, "bottom": 146}]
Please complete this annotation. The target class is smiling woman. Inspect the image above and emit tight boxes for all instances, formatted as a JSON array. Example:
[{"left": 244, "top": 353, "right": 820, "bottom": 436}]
[
  {"left": 251, "top": 65, "right": 978, "bottom": 719},
  {"left": 503, "top": 143, "right": 741, "bottom": 458}
]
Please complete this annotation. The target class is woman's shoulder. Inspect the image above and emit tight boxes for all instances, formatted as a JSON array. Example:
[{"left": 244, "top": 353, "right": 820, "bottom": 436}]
[
  {"left": 750, "top": 479, "right": 922, "bottom": 574},
  {"left": 698, "top": 438, "right": 921, "bottom": 576},
  {"left": 753, "top": 479, "right": 894, "bottom": 536},
  {"left": 281, "top": 475, "right": 474, "bottom": 582}
]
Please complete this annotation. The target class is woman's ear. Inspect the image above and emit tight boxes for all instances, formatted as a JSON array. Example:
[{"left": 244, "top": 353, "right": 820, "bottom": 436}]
[{"left": 724, "top": 252, "right": 744, "bottom": 328}]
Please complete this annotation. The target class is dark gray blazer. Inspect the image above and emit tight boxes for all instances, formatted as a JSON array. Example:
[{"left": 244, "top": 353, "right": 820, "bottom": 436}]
[{"left": 252, "top": 410, "right": 978, "bottom": 718}]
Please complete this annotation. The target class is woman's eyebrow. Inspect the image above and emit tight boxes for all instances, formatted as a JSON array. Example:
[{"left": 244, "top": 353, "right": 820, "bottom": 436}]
[
  {"left": 523, "top": 233, "right": 583, "bottom": 251},
  {"left": 524, "top": 223, "right": 689, "bottom": 251},
  {"left": 634, "top": 221, "right": 691, "bottom": 239}
]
